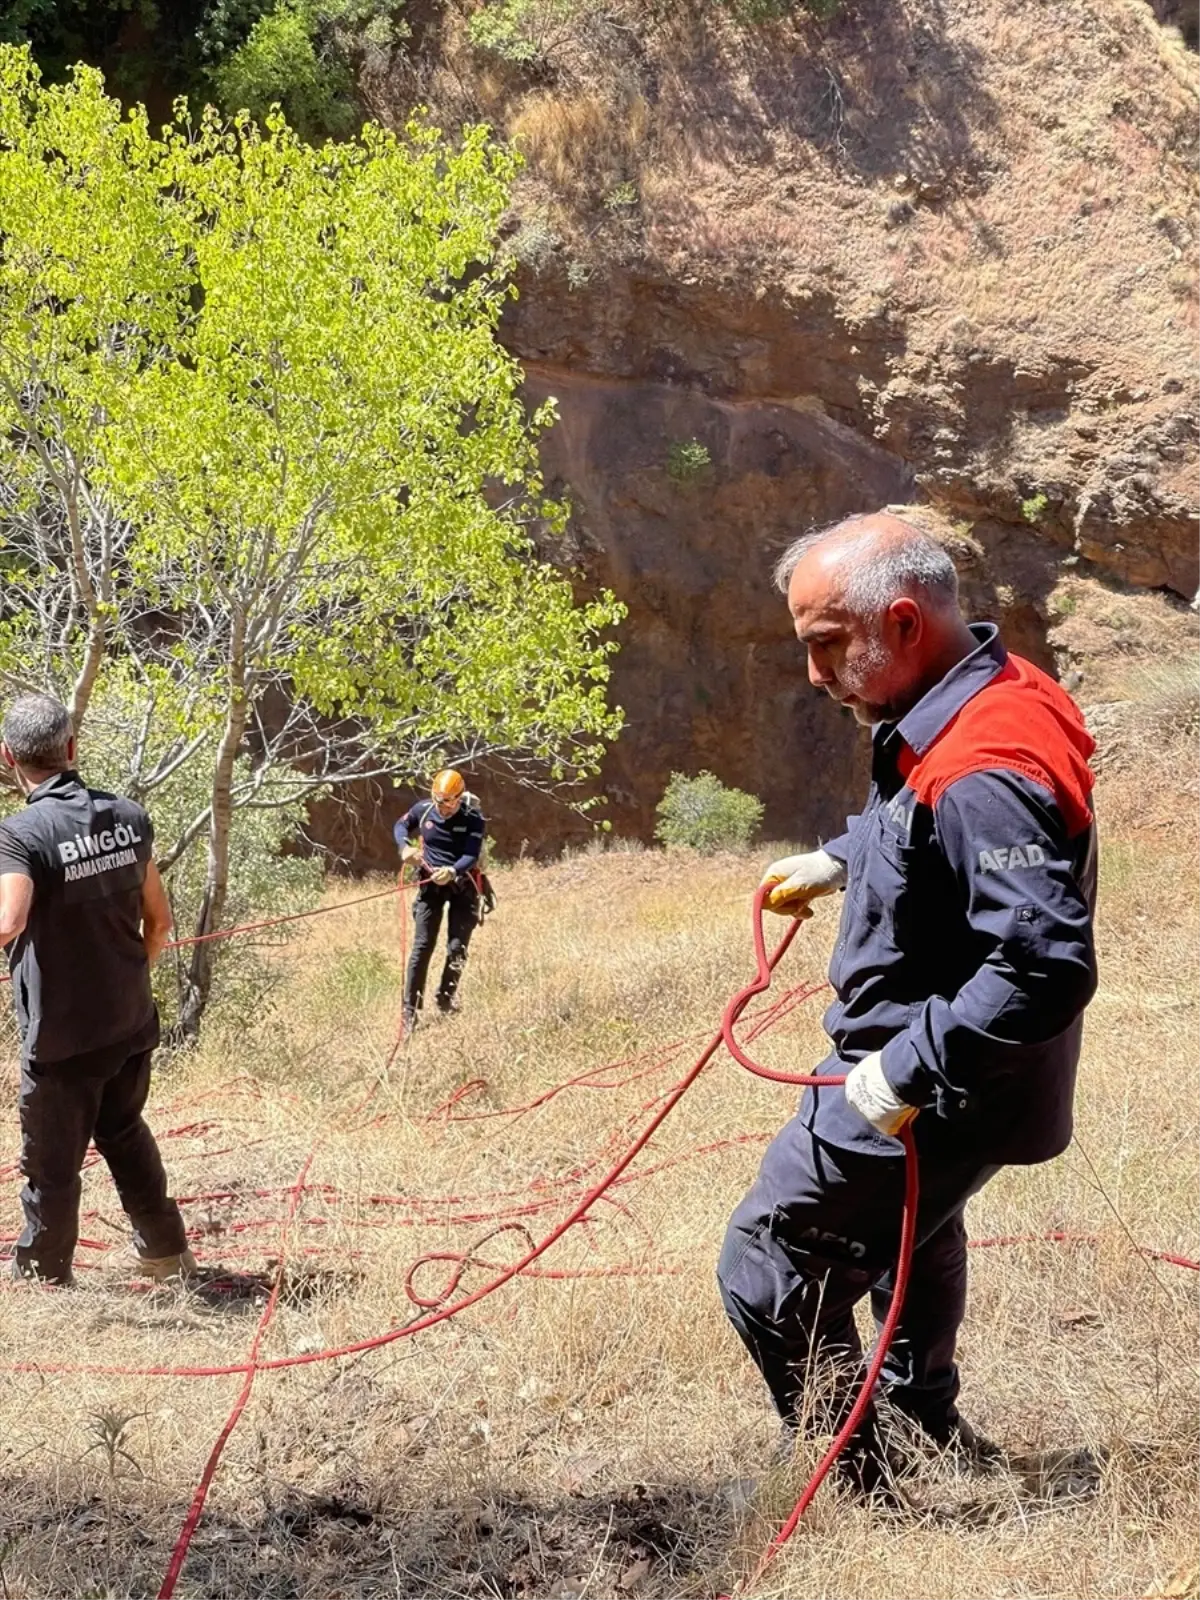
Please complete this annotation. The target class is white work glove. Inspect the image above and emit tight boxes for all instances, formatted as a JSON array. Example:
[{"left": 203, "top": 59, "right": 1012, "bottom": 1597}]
[
  {"left": 430, "top": 865, "right": 456, "bottom": 886},
  {"left": 844, "top": 1051, "right": 918, "bottom": 1137},
  {"left": 761, "top": 848, "right": 846, "bottom": 918},
  {"left": 399, "top": 843, "right": 419, "bottom": 865}
]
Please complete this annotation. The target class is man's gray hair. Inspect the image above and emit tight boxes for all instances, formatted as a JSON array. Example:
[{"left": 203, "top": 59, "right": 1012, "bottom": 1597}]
[
  {"left": 774, "top": 514, "right": 960, "bottom": 617},
  {"left": 2, "top": 693, "right": 73, "bottom": 771}
]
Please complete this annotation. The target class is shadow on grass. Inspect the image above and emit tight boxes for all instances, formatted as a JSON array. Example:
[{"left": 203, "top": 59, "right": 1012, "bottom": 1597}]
[
  {"left": 0, "top": 1440, "right": 1156, "bottom": 1600},
  {"left": 0, "top": 1476, "right": 737, "bottom": 1600}
]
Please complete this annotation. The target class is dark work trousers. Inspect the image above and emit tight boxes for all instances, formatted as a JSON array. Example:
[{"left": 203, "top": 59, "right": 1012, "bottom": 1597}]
[
  {"left": 16, "top": 1045, "right": 188, "bottom": 1285},
  {"left": 717, "top": 1103, "right": 1000, "bottom": 1456},
  {"left": 403, "top": 878, "right": 479, "bottom": 1018}
]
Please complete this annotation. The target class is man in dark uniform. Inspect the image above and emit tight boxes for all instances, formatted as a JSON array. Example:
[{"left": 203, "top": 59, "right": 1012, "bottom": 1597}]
[
  {"left": 395, "top": 768, "right": 485, "bottom": 1036},
  {"left": 717, "top": 511, "right": 1098, "bottom": 1498},
  {"left": 0, "top": 693, "right": 194, "bottom": 1286}
]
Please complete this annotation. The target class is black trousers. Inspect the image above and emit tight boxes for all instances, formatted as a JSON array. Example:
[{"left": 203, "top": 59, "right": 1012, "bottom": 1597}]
[
  {"left": 717, "top": 1106, "right": 1000, "bottom": 1449},
  {"left": 16, "top": 1044, "right": 188, "bottom": 1285},
  {"left": 403, "top": 879, "right": 479, "bottom": 1017}
]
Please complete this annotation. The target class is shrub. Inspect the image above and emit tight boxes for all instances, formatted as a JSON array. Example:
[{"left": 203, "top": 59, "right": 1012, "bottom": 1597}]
[
  {"left": 509, "top": 208, "right": 561, "bottom": 271},
  {"left": 468, "top": 0, "right": 579, "bottom": 66},
  {"left": 666, "top": 438, "right": 712, "bottom": 483},
  {"left": 1021, "top": 492, "right": 1049, "bottom": 525},
  {"left": 208, "top": 0, "right": 406, "bottom": 140},
  {"left": 212, "top": 2, "right": 354, "bottom": 138},
  {"left": 508, "top": 90, "right": 650, "bottom": 197},
  {"left": 1129, "top": 659, "right": 1200, "bottom": 744},
  {"left": 604, "top": 181, "right": 639, "bottom": 210},
  {"left": 654, "top": 771, "right": 764, "bottom": 854}
]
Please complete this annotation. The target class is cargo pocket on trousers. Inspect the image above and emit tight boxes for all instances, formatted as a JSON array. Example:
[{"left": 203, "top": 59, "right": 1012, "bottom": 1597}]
[{"left": 717, "top": 1212, "right": 774, "bottom": 1299}]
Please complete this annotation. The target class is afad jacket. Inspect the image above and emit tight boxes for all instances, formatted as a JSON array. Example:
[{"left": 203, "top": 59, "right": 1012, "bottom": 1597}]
[{"left": 803, "top": 624, "right": 1098, "bottom": 1165}]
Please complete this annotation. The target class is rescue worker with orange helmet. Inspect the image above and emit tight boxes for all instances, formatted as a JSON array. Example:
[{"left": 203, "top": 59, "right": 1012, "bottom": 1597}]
[{"left": 394, "top": 769, "right": 485, "bottom": 1036}]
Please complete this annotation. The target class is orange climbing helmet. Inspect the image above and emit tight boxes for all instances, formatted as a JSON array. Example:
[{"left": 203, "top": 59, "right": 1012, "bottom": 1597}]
[{"left": 431, "top": 768, "right": 466, "bottom": 803}]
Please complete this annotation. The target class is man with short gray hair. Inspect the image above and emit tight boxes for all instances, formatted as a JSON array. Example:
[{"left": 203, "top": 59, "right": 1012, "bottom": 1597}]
[
  {"left": 718, "top": 510, "right": 1098, "bottom": 1499},
  {"left": 0, "top": 693, "right": 193, "bottom": 1286}
]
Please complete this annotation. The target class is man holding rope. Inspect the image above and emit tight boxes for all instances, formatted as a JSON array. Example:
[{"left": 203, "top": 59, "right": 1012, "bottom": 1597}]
[
  {"left": 395, "top": 768, "right": 486, "bottom": 1037},
  {"left": 0, "top": 693, "right": 194, "bottom": 1287},
  {"left": 718, "top": 510, "right": 1098, "bottom": 1500}
]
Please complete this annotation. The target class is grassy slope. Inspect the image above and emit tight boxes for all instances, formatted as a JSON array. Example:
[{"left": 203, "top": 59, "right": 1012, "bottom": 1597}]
[{"left": 0, "top": 715, "right": 1195, "bottom": 1598}]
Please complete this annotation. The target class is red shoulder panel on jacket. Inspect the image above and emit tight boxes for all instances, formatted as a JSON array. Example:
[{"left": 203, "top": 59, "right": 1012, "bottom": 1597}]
[{"left": 897, "top": 656, "right": 1096, "bottom": 836}]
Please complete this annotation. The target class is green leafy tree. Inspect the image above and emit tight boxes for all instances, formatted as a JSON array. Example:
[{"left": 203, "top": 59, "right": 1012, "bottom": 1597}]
[
  {"left": 3, "top": 2, "right": 403, "bottom": 142},
  {"left": 209, "top": 1, "right": 404, "bottom": 140},
  {"left": 0, "top": 2, "right": 208, "bottom": 105},
  {"left": 0, "top": 48, "right": 625, "bottom": 1034},
  {"left": 654, "top": 771, "right": 764, "bottom": 854}
]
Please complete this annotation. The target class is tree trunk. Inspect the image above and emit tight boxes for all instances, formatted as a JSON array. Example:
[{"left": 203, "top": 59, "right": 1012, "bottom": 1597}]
[
  {"left": 62, "top": 469, "right": 114, "bottom": 735},
  {"left": 68, "top": 601, "right": 109, "bottom": 733},
  {"left": 177, "top": 613, "right": 248, "bottom": 1040}
]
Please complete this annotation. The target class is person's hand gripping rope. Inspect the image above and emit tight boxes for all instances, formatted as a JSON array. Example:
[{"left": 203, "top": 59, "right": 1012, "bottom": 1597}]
[
  {"left": 844, "top": 1050, "right": 918, "bottom": 1136},
  {"left": 758, "top": 851, "right": 917, "bottom": 1137},
  {"left": 760, "top": 848, "right": 846, "bottom": 919},
  {"left": 399, "top": 843, "right": 454, "bottom": 886}
]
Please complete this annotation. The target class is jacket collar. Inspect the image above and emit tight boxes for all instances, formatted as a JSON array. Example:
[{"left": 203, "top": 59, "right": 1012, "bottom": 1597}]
[
  {"left": 25, "top": 769, "right": 85, "bottom": 805},
  {"left": 878, "top": 623, "right": 1008, "bottom": 757}
]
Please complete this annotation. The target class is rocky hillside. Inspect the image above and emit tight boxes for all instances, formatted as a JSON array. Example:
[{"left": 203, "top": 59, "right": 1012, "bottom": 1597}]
[{"left": 332, "top": 0, "right": 1198, "bottom": 863}]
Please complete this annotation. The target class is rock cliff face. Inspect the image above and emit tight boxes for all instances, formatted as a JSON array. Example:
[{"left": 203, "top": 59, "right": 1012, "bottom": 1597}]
[{"left": 327, "top": 0, "right": 1199, "bottom": 868}]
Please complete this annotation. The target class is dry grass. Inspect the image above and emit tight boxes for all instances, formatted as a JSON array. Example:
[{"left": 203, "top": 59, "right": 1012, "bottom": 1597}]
[
  {"left": 509, "top": 91, "right": 651, "bottom": 197},
  {"left": 0, "top": 734, "right": 1195, "bottom": 1598}
]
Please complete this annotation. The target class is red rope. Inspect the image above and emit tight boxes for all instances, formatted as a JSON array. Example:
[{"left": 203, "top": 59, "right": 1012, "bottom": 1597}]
[
  {"left": 0, "top": 885, "right": 400, "bottom": 985},
  {"left": 161, "top": 886, "right": 402, "bottom": 954},
  {"left": 716, "top": 886, "right": 920, "bottom": 1594},
  {"left": 2, "top": 921, "right": 804, "bottom": 1386},
  {"left": 156, "top": 1149, "right": 315, "bottom": 1600},
  {"left": 0, "top": 869, "right": 1194, "bottom": 1596},
  {"left": 155, "top": 875, "right": 415, "bottom": 1597}
]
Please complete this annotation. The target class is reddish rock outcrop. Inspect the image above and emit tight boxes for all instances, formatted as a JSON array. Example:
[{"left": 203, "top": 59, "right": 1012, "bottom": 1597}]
[{"left": 320, "top": 0, "right": 1199, "bottom": 867}]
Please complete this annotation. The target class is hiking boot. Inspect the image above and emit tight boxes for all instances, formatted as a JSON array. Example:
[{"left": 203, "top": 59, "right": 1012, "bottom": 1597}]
[
  {"left": 834, "top": 1431, "right": 908, "bottom": 1511},
  {"left": 401, "top": 1008, "right": 418, "bottom": 1040},
  {"left": 11, "top": 1257, "right": 74, "bottom": 1289},
  {"left": 136, "top": 1248, "right": 200, "bottom": 1284},
  {"left": 937, "top": 1415, "right": 1004, "bottom": 1472},
  {"left": 775, "top": 1420, "right": 907, "bottom": 1512},
  {"left": 435, "top": 995, "right": 459, "bottom": 1017},
  {"left": 895, "top": 1407, "right": 1004, "bottom": 1474}
]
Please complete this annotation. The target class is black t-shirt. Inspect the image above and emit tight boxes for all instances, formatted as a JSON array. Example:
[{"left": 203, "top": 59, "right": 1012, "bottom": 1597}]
[
  {"left": 0, "top": 771, "right": 158, "bottom": 1063},
  {"left": 394, "top": 800, "right": 484, "bottom": 875}
]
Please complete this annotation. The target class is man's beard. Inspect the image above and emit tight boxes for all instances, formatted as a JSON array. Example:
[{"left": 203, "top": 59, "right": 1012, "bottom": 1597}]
[{"left": 840, "top": 632, "right": 903, "bottom": 725}]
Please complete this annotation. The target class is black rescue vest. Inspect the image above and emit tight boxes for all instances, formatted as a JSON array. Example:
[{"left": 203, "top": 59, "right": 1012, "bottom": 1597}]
[{"left": 0, "top": 771, "right": 158, "bottom": 1062}]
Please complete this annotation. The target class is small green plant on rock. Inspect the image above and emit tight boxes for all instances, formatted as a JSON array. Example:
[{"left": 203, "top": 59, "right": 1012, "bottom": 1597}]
[
  {"left": 1021, "top": 492, "right": 1049, "bottom": 524},
  {"left": 604, "top": 181, "right": 639, "bottom": 210},
  {"left": 510, "top": 208, "right": 561, "bottom": 271},
  {"left": 655, "top": 771, "right": 764, "bottom": 854},
  {"left": 666, "top": 438, "right": 712, "bottom": 483}
]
